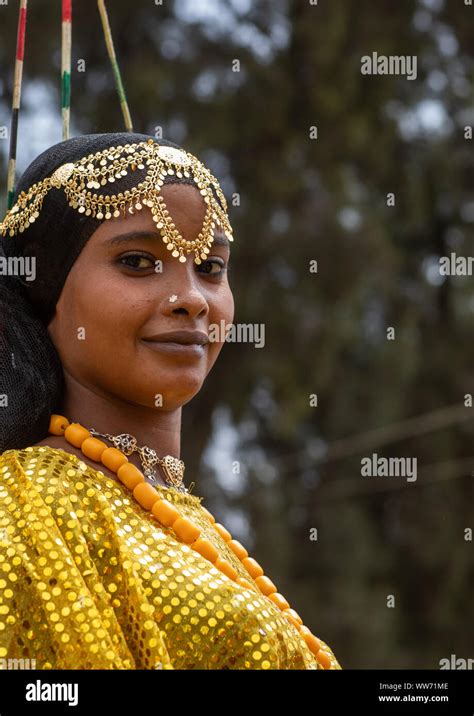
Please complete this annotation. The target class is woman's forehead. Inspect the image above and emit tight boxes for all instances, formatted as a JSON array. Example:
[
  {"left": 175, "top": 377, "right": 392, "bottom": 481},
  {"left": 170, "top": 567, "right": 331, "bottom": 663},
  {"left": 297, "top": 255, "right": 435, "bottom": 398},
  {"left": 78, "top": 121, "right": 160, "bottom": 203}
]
[
  {"left": 91, "top": 184, "right": 207, "bottom": 244},
  {"left": 89, "top": 205, "right": 231, "bottom": 253}
]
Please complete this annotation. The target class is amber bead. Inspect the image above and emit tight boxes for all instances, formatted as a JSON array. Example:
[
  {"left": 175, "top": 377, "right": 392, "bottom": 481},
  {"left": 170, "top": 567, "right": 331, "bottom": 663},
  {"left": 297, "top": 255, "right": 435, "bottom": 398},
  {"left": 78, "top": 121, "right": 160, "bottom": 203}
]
[
  {"left": 227, "top": 539, "right": 248, "bottom": 560},
  {"left": 172, "top": 517, "right": 201, "bottom": 544},
  {"left": 81, "top": 437, "right": 108, "bottom": 462},
  {"left": 236, "top": 577, "right": 257, "bottom": 592},
  {"left": 267, "top": 592, "right": 290, "bottom": 611},
  {"left": 49, "top": 414, "right": 70, "bottom": 436},
  {"left": 151, "top": 499, "right": 180, "bottom": 527},
  {"left": 133, "top": 482, "right": 160, "bottom": 510},
  {"left": 201, "top": 506, "right": 216, "bottom": 523},
  {"left": 316, "top": 650, "right": 332, "bottom": 669},
  {"left": 300, "top": 625, "right": 322, "bottom": 657},
  {"left": 191, "top": 538, "right": 219, "bottom": 563},
  {"left": 64, "top": 423, "right": 91, "bottom": 448},
  {"left": 214, "top": 558, "right": 238, "bottom": 581},
  {"left": 285, "top": 608, "right": 303, "bottom": 625},
  {"left": 117, "top": 462, "right": 145, "bottom": 491},
  {"left": 241, "top": 557, "right": 264, "bottom": 579},
  {"left": 213, "top": 523, "right": 232, "bottom": 542},
  {"left": 283, "top": 610, "right": 302, "bottom": 630},
  {"left": 255, "top": 575, "right": 277, "bottom": 596},
  {"left": 102, "top": 447, "right": 128, "bottom": 472}
]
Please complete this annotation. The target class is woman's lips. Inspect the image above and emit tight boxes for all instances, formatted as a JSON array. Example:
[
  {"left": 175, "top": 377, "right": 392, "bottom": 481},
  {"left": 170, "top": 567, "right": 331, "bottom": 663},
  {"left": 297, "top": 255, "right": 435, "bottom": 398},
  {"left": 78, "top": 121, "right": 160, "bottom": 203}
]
[{"left": 141, "top": 339, "right": 206, "bottom": 357}]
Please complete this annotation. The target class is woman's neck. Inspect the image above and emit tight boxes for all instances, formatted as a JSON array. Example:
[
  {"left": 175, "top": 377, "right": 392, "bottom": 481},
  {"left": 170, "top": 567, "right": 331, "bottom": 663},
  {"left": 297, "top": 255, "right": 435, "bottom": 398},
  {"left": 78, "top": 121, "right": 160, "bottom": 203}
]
[{"left": 60, "top": 372, "right": 182, "bottom": 460}]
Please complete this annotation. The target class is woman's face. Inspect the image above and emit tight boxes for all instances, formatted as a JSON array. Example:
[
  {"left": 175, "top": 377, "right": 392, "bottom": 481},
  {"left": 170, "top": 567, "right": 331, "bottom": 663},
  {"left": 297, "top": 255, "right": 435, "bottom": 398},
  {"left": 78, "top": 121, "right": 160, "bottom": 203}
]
[{"left": 47, "top": 183, "right": 234, "bottom": 410}]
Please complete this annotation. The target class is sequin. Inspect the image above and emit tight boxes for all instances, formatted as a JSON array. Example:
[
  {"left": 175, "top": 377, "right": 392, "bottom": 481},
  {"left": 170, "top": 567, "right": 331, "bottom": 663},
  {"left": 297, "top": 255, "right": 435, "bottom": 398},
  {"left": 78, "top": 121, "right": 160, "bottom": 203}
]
[{"left": 0, "top": 446, "right": 340, "bottom": 670}]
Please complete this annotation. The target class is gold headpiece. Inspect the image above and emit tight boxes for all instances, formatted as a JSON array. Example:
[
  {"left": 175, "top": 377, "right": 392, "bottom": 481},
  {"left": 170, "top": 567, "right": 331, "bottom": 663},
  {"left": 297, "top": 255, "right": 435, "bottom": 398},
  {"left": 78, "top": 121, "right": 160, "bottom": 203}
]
[{"left": 0, "top": 138, "right": 233, "bottom": 264}]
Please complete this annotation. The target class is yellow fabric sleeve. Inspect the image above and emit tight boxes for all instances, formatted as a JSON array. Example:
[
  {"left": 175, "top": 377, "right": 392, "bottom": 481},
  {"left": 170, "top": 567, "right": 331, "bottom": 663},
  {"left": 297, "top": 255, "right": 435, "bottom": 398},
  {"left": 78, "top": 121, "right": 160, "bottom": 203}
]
[{"left": 0, "top": 447, "right": 341, "bottom": 670}]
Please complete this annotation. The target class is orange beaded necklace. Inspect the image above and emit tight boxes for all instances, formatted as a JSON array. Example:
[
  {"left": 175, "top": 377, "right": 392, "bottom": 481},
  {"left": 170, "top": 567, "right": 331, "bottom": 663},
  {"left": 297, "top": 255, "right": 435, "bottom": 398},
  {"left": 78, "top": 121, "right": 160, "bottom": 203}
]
[{"left": 48, "top": 413, "right": 334, "bottom": 669}]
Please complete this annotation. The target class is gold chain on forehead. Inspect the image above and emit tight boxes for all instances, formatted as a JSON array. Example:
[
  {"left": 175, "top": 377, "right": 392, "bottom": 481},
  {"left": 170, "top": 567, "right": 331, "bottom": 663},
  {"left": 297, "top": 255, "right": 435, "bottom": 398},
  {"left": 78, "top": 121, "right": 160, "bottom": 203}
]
[{"left": 0, "top": 138, "right": 234, "bottom": 264}]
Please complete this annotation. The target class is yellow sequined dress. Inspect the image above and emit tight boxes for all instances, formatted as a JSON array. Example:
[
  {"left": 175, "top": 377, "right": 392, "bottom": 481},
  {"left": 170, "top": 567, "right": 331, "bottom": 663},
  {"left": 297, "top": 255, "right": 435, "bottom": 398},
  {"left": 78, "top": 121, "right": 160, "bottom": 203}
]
[{"left": 0, "top": 446, "right": 341, "bottom": 670}]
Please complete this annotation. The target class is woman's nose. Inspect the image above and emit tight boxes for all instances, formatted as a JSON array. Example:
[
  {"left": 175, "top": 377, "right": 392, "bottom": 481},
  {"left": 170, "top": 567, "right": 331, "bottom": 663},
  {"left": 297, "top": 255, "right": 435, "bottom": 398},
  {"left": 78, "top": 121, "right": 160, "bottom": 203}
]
[{"left": 161, "top": 265, "right": 209, "bottom": 319}]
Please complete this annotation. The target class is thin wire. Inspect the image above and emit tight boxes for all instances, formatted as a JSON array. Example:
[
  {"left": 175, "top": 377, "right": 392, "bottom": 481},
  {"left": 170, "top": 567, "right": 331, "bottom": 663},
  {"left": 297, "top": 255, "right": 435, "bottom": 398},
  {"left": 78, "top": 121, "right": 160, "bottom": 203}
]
[
  {"left": 6, "top": 0, "right": 28, "bottom": 209},
  {"left": 275, "top": 402, "right": 474, "bottom": 469},
  {"left": 315, "top": 456, "right": 474, "bottom": 503},
  {"left": 61, "top": 0, "right": 72, "bottom": 140},
  {"left": 97, "top": 0, "right": 134, "bottom": 132}
]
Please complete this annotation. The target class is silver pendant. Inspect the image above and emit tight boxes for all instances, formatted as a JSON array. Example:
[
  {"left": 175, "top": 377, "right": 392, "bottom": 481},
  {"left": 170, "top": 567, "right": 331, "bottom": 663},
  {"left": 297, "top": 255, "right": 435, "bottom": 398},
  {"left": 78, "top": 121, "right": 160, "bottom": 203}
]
[{"left": 89, "top": 428, "right": 187, "bottom": 492}]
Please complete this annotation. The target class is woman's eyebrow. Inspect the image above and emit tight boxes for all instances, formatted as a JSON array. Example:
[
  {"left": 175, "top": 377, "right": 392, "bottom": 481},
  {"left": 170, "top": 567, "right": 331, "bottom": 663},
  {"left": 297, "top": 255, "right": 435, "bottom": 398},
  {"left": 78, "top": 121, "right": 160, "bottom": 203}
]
[
  {"left": 210, "top": 234, "right": 230, "bottom": 249},
  {"left": 106, "top": 231, "right": 161, "bottom": 246},
  {"left": 107, "top": 230, "right": 230, "bottom": 249}
]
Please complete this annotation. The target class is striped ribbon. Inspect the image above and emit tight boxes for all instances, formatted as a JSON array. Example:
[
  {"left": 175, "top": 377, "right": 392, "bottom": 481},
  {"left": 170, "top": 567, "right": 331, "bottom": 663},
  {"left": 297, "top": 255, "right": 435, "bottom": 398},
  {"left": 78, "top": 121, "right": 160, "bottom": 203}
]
[
  {"left": 61, "top": 0, "right": 72, "bottom": 140},
  {"left": 97, "top": 0, "right": 133, "bottom": 132},
  {"left": 7, "top": 0, "right": 28, "bottom": 210}
]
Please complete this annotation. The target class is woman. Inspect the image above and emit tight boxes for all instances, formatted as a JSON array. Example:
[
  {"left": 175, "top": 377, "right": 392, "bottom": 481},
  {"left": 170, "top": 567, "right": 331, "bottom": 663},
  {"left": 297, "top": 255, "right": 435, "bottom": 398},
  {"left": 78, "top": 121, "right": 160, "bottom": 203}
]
[{"left": 0, "top": 132, "right": 341, "bottom": 670}]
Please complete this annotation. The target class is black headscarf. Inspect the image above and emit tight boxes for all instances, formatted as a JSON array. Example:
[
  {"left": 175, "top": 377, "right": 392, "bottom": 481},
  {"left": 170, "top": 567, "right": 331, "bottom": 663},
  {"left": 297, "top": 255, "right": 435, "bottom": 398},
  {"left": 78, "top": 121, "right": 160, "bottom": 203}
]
[{"left": 0, "top": 132, "right": 203, "bottom": 452}]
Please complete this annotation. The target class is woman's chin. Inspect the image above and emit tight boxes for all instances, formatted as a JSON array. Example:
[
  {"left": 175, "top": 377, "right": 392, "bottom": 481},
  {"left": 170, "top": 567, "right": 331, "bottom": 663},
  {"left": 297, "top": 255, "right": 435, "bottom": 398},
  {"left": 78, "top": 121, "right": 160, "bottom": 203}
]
[{"left": 133, "top": 373, "right": 206, "bottom": 408}]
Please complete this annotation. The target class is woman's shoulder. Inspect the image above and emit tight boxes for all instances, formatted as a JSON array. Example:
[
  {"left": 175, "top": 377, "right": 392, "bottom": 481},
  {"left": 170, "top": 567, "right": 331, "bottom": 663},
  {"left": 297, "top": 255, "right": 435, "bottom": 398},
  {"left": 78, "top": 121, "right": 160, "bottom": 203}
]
[
  {"left": 1, "top": 440, "right": 119, "bottom": 482},
  {"left": 1, "top": 441, "right": 81, "bottom": 465},
  {"left": 0, "top": 445, "right": 82, "bottom": 487},
  {"left": 2, "top": 434, "right": 73, "bottom": 455},
  {"left": 0, "top": 443, "right": 204, "bottom": 508}
]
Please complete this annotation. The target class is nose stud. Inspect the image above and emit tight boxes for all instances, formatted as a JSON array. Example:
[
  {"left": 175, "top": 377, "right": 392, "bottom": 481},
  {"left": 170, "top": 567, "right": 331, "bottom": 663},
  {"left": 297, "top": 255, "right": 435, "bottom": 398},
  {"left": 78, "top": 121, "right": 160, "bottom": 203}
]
[{"left": 169, "top": 295, "right": 178, "bottom": 303}]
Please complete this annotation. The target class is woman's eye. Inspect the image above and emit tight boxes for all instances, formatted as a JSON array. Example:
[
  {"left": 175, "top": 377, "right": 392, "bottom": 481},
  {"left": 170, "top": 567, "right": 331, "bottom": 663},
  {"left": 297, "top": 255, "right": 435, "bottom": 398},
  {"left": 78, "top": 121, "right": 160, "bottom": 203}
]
[
  {"left": 118, "top": 254, "right": 156, "bottom": 270},
  {"left": 118, "top": 254, "right": 227, "bottom": 276},
  {"left": 197, "top": 259, "right": 227, "bottom": 276}
]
